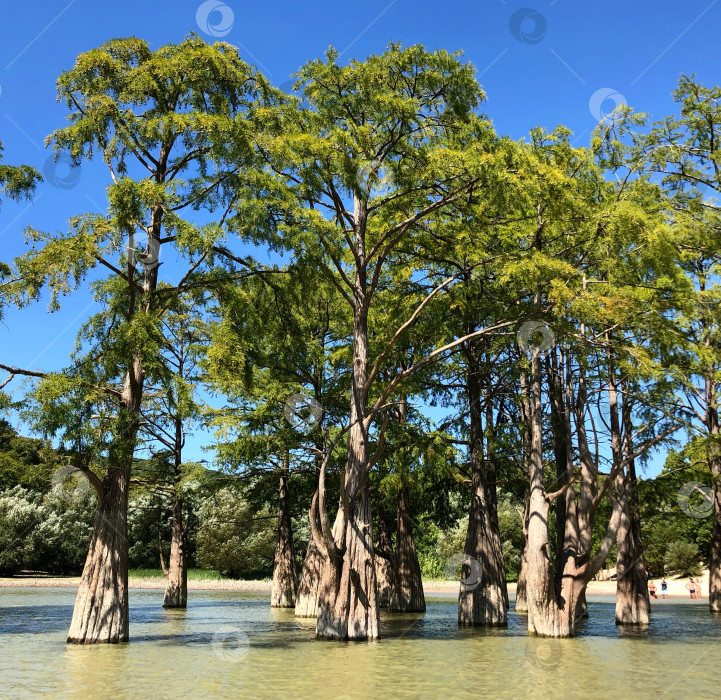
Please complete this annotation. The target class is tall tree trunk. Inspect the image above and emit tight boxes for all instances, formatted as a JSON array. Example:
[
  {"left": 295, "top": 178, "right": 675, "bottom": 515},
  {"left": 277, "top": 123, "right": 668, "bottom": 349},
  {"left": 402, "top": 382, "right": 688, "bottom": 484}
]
[
  {"left": 459, "top": 360, "right": 507, "bottom": 625},
  {"left": 295, "top": 483, "right": 325, "bottom": 618},
  {"left": 515, "top": 495, "right": 530, "bottom": 613},
  {"left": 271, "top": 452, "right": 298, "bottom": 608},
  {"left": 705, "top": 370, "right": 721, "bottom": 612},
  {"left": 162, "top": 494, "right": 187, "bottom": 608},
  {"left": 163, "top": 417, "right": 187, "bottom": 609},
  {"left": 390, "top": 486, "right": 425, "bottom": 613},
  {"left": 375, "top": 500, "right": 394, "bottom": 609},
  {"left": 615, "top": 395, "right": 650, "bottom": 625},
  {"left": 67, "top": 364, "right": 142, "bottom": 644},
  {"left": 315, "top": 277, "right": 379, "bottom": 640}
]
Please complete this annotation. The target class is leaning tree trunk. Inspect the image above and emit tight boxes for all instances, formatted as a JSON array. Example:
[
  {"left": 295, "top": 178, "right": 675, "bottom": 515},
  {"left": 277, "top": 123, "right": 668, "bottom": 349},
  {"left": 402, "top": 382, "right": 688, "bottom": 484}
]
[
  {"left": 615, "top": 397, "right": 649, "bottom": 625},
  {"left": 375, "top": 501, "right": 394, "bottom": 609},
  {"left": 271, "top": 453, "right": 298, "bottom": 608},
  {"left": 163, "top": 417, "right": 187, "bottom": 608},
  {"left": 458, "top": 360, "right": 506, "bottom": 626},
  {"left": 67, "top": 372, "right": 141, "bottom": 643},
  {"left": 390, "top": 486, "right": 425, "bottom": 613},
  {"left": 295, "top": 490, "right": 325, "bottom": 618}
]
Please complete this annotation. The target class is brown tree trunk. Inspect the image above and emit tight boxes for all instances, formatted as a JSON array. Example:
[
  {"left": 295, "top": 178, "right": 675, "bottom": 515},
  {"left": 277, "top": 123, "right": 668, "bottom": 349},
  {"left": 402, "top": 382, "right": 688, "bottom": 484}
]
[
  {"left": 67, "top": 366, "right": 142, "bottom": 644},
  {"left": 615, "top": 396, "right": 649, "bottom": 625},
  {"left": 162, "top": 494, "right": 187, "bottom": 608},
  {"left": 163, "top": 417, "right": 187, "bottom": 608},
  {"left": 458, "top": 359, "right": 507, "bottom": 626},
  {"left": 390, "top": 486, "right": 425, "bottom": 613},
  {"left": 705, "top": 371, "right": 721, "bottom": 612},
  {"left": 374, "top": 500, "right": 394, "bottom": 608},
  {"left": 271, "top": 453, "right": 298, "bottom": 608},
  {"left": 295, "top": 487, "right": 325, "bottom": 618},
  {"left": 515, "top": 495, "right": 530, "bottom": 613},
  {"left": 315, "top": 229, "right": 380, "bottom": 640}
]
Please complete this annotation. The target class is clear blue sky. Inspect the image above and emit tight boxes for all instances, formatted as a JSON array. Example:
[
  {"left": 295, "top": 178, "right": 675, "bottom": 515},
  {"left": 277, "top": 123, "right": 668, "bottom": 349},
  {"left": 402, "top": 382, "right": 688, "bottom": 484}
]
[{"left": 1, "top": 0, "right": 719, "bottom": 472}]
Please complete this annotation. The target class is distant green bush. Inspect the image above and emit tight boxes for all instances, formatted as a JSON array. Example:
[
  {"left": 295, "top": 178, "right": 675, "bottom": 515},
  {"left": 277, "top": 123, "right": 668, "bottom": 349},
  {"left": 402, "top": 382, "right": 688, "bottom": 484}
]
[{"left": 663, "top": 540, "right": 702, "bottom": 576}]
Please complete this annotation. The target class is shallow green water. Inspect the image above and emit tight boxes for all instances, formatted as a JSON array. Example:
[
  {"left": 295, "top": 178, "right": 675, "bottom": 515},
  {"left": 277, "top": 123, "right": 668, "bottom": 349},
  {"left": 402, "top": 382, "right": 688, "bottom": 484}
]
[{"left": 2, "top": 587, "right": 720, "bottom": 699}]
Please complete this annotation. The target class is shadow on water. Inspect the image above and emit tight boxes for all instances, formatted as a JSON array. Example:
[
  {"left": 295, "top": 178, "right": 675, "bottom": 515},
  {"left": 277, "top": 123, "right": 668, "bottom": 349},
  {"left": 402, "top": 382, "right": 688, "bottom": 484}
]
[{"left": 0, "top": 605, "right": 74, "bottom": 635}]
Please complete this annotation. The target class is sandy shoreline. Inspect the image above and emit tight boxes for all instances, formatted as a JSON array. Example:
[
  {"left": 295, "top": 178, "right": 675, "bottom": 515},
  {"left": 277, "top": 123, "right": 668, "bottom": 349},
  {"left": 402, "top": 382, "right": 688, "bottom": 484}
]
[{"left": 0, "top": 572, "right": 709, "bottom": 599}]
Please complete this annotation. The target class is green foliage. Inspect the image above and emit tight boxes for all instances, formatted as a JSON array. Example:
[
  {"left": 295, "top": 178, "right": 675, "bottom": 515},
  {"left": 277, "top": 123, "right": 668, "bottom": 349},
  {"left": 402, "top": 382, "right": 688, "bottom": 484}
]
[{"left": 664, "top": 540, "right": 702, "bottom": 576}]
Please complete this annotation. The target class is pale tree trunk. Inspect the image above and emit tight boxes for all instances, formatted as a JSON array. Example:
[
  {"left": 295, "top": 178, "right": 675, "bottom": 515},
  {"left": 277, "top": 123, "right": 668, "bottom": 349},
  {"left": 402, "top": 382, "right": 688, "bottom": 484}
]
[
  {"left": 271, "top": 452, "right": 298, "bottom": 608},
  {"left": 315, "top": 260, "right": 380, "bottom": 639},
  {"left": 390, "top": 486, "right": 425, "bottom": 613},
  {"left": 67, "top": 364, "right": 143, "bottom": 643},
  {"left": 374, "top": 501, "right": 394, "bottom": 608},
  {"left": 458, "top": 358, "right": 506, "bottom": 626},
  {"left": 162, "top": 494, "right": 187, "bottom": 608},
  {"left": 163, "top": 417, "right": 187, "bottom": 608},
  {"left": 295, "top": 486, "right": 325, "bottom": 618},
  {"left": 514, "top": 496, "right": 530, "bottom": 613},
  {"left": 615, "top": 395, "right": 649, "bottom": 625}
]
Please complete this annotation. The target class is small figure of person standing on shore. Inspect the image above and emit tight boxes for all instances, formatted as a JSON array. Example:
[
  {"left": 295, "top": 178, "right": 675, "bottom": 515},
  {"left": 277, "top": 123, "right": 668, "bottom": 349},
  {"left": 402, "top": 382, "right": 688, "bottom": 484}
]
[
  {"left": 685, "top": 578, "right": 696, "bottom": 599},
  {"left": 693, "top": 578, "right": 703, "bottom": 599},
  {"left": 660, "top": 577, "right": 668, "bottom": 599},
  {"left": 648, "top": 580, "right": 658, "bottom": 599}
]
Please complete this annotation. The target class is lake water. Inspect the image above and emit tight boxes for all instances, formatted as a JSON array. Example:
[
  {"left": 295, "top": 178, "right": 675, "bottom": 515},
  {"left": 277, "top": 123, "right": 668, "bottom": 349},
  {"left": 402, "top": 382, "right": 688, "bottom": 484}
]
[{"left": 2, "top": 587, "right": 720, "bottom": 698}]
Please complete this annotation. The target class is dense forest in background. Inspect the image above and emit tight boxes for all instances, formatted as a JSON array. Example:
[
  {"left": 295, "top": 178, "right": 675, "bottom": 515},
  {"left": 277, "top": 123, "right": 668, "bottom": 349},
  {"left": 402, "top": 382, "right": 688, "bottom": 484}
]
[{"left": 0, "top": 417, "right": 710, "bottom": 580}]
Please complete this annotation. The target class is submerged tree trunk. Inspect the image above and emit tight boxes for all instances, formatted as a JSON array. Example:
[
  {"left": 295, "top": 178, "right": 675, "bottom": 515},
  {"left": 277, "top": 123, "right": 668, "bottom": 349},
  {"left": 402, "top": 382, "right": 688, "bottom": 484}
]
[
  {"left": 615, "top": 397, "right": 649, "bottom": 625},
  {"left": 271, "top": 453, "right": 298, "bottom": 608},
  {"left": 315, "top": 235, "right": 380, "bottom": 640},
  {"left": 296, "top": 487, "right": 325, "bottom": 618},
  {"left": 458, "top": 359, "right": 507, "bottom": 626},
  {"left": 390, "top": 486, "right": 425, "bottom": 613},
  {"left": 162, "top": 493, "right": 187, "bottom": 608},
  {"left": 67, "top": 366, "right": 142, "bottom": 644},
  {"left": 163, "top": 417, "right": 187, "bottom": 609}
]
